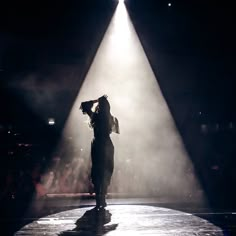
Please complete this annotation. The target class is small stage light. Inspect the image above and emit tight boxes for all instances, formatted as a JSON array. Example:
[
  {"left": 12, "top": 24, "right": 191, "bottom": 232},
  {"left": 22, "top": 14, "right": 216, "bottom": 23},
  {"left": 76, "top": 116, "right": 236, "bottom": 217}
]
[{"left": 48, "top": 118, "right": 55, "bottom": 125}]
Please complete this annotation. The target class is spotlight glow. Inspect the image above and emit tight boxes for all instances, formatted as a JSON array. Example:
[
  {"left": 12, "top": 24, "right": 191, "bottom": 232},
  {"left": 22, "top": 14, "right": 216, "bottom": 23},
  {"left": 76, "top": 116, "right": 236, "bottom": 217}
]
[
  {"left": 57, "top": 2, "right": 205, "bottom": 202},
  {"left": 48, "top": 118, "right": 55, "bottom": 125}
]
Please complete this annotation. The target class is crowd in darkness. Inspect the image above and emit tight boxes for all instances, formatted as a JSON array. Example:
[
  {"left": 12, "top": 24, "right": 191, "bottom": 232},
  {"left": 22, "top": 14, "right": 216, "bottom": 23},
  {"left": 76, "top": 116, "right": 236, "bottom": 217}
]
[
  {"left": 0, "top": 126, "right": 93, "bottom": 201},
  {"left": 0, "top": 155, "right": 93, "bottom": 201}
]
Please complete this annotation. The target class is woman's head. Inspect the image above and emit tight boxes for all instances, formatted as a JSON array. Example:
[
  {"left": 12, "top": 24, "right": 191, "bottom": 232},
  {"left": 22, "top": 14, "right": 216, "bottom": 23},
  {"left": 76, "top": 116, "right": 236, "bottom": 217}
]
[{"left": 98, "top": 96, "right": 110, "bottom": 113}]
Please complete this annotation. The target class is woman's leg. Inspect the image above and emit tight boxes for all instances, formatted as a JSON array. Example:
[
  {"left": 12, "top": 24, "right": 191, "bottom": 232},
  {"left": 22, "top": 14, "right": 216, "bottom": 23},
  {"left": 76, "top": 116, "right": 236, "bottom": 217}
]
[
  {"left": 94, "top": 183, "right": 101, "bottom": 208},
  {"left": 100, "top": 182, "right": 107, "bottom": 208}
]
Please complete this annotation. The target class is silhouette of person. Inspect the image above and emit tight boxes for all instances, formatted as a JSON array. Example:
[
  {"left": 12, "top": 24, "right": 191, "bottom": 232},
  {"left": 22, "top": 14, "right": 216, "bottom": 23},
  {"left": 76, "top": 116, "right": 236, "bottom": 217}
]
[{"left": 80, "top": 95, "right": 119, "bottom": 209}]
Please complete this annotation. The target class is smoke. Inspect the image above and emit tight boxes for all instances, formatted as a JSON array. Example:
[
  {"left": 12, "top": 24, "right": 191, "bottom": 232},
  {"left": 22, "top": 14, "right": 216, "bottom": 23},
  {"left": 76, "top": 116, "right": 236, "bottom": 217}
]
[
  {"left": 56, "top": 2, "right": 205, "bottom": 203},
  {"left": 7, "top": 65, "right": 83, "bottom": 124}
]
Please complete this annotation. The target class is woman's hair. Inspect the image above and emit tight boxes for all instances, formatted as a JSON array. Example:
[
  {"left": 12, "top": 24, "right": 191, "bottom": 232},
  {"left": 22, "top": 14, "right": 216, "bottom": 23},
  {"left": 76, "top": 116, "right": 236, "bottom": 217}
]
[
  {"left": 81, "top": 96, "right": 117, "bottom": 134},
  {"left": 97, "top": 96, "right": 110, "bottom": 113},
  {"left": 93, "top": 96, "right": 113, "bottom": 134}
]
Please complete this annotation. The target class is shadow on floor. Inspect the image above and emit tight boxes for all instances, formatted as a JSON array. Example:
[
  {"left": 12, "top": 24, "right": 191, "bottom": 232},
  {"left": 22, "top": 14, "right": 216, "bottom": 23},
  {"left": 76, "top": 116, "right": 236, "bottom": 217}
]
[{"left": 59, "top": 207, "right": 118, "bottom": 236}]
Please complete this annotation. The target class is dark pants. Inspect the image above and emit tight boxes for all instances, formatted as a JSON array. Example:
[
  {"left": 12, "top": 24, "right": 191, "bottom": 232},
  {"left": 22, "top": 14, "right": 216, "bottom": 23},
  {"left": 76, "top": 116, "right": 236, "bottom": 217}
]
[{"left": 91, "top": 137, "right": 114, "bottom": 207}]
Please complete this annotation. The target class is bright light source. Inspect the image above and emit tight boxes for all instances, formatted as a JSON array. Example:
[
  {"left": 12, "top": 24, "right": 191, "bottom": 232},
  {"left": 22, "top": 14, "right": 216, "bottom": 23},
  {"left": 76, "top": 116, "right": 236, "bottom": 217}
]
[
  {"left": 168, "top": 3, "right": 172, "bottom": 7},
  {"left": 48, "top": 118, "right": 55, "bottom": 125}
]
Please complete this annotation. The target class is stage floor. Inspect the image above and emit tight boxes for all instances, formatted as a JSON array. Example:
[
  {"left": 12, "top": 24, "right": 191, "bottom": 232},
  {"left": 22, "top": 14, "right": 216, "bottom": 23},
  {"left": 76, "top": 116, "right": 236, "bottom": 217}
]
[
  {"left": 14, "top": 204, "right": 229, "bottom": 236},
  {"left": 1, "top": 197, "right": 235, "bottom": 235}
]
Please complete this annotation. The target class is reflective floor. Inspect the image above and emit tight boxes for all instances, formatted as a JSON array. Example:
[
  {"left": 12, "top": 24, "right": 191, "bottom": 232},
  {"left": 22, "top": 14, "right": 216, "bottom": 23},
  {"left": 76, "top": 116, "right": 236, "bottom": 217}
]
[{"left": 15, "top": 205, "right": 225, "bottom": 236}]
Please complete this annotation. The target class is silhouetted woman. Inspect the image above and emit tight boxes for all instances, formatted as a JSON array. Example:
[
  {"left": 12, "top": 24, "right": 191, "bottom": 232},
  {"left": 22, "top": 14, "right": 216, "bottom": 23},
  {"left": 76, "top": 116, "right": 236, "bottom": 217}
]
[{"left": 80, "top": 95, "right": 119, "bottom": 209}]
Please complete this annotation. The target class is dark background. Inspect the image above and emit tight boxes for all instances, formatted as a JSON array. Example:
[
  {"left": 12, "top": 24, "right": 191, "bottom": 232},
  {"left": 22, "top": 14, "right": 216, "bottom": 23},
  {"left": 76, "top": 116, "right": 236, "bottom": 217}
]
[{"left": 0, "top": 0, "right": 235, "bottom": 215}]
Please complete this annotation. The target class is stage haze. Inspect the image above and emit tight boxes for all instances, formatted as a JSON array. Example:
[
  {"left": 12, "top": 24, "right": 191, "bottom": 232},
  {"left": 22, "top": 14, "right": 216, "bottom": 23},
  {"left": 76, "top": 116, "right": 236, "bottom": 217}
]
[{"left": 55, "top": 1, "right": 205, "bottom": 203}]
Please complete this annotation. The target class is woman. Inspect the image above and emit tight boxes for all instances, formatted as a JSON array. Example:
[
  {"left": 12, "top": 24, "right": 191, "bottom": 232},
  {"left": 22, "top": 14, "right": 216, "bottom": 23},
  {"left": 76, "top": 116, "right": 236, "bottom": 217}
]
[{"left": 80, "top": 95, "right": 119, "bottom": 209}]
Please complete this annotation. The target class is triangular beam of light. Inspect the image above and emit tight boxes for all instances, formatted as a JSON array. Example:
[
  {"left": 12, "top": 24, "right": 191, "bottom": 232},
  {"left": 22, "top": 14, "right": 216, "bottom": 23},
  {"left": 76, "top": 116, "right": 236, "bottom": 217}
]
[{"left": 57, "top": 1, "right": 205, "bottom": 202}]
